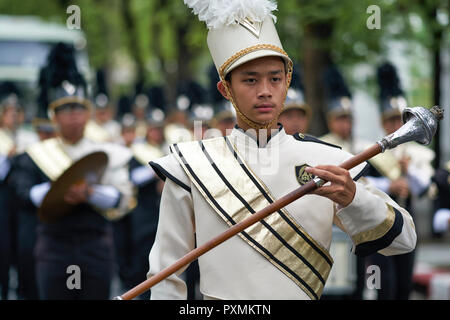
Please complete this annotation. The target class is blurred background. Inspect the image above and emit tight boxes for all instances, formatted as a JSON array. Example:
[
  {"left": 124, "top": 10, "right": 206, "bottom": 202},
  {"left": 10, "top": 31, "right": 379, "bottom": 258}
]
[
  {"left": 1, "top": 0, "right": 449, "bottom": 157},
  {"left": 0, "top": 0, "right": 449, "bottom": 300}
]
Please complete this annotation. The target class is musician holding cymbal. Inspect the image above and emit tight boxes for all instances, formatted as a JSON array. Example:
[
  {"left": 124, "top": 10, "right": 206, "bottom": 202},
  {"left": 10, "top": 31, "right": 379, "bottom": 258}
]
[{"left": 9, "top": 43, "right": 135, "bottom": 300}]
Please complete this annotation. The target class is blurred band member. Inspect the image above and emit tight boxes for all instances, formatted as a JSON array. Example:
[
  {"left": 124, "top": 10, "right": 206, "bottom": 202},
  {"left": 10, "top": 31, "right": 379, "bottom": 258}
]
[
  {"left": 13, "top": 93, "right": 56, "bottom": 300},
  {"left": 279, "top": 87, "right": 311, "bottom": 135},
  {"left": 366, "top": 62, "right": 434, "bottom": 300},
  {"left": 118, "top": 115, "right": 165, "bottom": 299},
  {"left": 9, "top": 43, "right": 135, "bottom": 300},
  {"left": 430, "top": 161, "right": 450, "bottom": 235},
  {"left": 119, "top": 113, "right": 137, "bottom": 148}
]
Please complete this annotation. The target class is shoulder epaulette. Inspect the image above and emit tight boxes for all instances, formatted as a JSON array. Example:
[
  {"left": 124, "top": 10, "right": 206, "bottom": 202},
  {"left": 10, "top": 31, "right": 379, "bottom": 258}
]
[{"left": 293, "top": 133, "right": 342, "bottom": 149}]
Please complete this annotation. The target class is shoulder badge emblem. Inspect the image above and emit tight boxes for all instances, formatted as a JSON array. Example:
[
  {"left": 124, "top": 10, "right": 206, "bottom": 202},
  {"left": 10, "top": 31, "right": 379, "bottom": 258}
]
[{"left": 295, "top": 164, "right": 313, "bottom": 186}]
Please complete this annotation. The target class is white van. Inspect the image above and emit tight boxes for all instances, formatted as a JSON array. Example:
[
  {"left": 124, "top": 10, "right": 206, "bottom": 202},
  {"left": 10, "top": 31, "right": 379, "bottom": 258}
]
[{"left": 0, "top": 15, "right": 91, "bottom": 119}]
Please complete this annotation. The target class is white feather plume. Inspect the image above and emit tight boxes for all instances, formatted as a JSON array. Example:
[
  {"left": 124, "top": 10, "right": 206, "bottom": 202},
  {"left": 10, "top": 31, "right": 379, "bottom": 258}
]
[{"left": 184, "top": 0, "right": 277, "bottom": 30}]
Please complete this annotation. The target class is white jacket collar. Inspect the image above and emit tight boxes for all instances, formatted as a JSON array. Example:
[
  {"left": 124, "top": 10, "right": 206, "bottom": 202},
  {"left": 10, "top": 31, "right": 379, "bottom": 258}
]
[{"left": 229, "top": 124, "right": 287, "bottom": 149}]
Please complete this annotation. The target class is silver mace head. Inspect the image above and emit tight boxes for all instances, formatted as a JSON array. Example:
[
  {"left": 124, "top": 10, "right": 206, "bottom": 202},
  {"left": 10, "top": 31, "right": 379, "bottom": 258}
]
[{"left": 378, "top": 105, "right": 444, "bottom": 151}]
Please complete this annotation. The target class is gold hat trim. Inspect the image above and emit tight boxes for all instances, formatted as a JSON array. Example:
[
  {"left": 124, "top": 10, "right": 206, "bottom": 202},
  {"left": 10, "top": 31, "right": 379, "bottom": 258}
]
[{"left": 49, "top": 96, "right": 93, "bottom": 115}]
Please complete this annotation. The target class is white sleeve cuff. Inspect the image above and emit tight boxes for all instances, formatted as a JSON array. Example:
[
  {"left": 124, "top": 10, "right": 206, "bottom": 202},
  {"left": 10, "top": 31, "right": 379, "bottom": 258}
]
[
  {"left": 365, "top": 176, "right": 391, "bottom": 194},
  {"left": 30, "top": 182, "right": 51, "bottom": 207},
  {"left": 130, "top": 165, "right": 156, "bottom": 186},
  {"left": 0, "top": 155, "right": 11, "bottom": 181},
  {"left": 433, "top": 208, "right": 450, "bottom": 233},
  {"left": 88, "top": 184, "right": 121, "bottom": 210},
  {"left": 336, "top": 182, "right": 388, "bottom": 237}
]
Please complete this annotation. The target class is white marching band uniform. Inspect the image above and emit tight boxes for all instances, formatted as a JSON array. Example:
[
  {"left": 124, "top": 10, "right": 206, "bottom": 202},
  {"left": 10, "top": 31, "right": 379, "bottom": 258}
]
[
  {"left": 147, "top": 127, "right": 416, "bottom": 300},
  {"left": 146, "top": 0, "right": 417, "bottom": 300}
]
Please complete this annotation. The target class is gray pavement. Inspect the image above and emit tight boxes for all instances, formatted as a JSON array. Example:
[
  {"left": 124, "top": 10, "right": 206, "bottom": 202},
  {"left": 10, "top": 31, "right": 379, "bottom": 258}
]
[{"left": 415, "top": 240, "right": 450, "bottom": 268}]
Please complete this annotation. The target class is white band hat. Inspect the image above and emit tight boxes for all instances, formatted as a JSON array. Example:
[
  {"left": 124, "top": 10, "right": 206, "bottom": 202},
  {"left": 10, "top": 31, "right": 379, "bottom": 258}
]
[{"left": 184, "top": 0, "right": 293, "bottom": 129}]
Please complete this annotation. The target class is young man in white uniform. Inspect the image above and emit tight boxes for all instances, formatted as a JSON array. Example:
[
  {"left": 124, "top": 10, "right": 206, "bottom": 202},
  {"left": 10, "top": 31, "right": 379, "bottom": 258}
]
[{"left": 147, "top": 0, "right": 416, "bottom": 300}]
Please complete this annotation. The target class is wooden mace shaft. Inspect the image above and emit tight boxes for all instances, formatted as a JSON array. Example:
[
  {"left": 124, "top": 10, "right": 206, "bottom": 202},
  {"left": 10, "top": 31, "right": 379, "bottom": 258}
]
[{"left": 117, "top": 143, "right": 382, "bottom": 300}]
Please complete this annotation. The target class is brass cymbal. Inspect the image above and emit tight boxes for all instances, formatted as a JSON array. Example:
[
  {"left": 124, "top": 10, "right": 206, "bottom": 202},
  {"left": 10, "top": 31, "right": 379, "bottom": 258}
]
[{"left": 38, "top": 151, "right": 109, "bottom": 223}]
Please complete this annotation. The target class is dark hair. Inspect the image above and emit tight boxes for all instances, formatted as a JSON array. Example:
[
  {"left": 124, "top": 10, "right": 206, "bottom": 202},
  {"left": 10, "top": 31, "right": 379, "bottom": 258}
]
[{"left": 224, "top": 56, "right": 287, "bottom": 84}]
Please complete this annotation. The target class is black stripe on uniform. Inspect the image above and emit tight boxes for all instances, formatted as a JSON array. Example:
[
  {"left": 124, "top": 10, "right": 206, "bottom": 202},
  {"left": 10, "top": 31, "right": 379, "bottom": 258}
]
[
  {"left": 224, "top": 137, "right": 333, "bottom": 267},
  {"left": 354, "top": 207, "right": 404, "bottom": 257},
  {"left": 353, "top": 162, "right": 371, "bottom": 182},
  {"left": 172, "top": 143, "right": 318, "bottom": 300},
  {"left": 149, "top": 160, "right": 191, "bottom": 193},
  {"left": 199, "top": 141, "right": 326, "bottom": 285}
]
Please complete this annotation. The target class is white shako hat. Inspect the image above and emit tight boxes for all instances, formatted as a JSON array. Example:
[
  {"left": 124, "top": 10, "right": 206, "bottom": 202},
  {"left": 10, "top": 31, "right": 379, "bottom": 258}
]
[{"left": 184, "top": 0, "right": 293, "bottom": 129}]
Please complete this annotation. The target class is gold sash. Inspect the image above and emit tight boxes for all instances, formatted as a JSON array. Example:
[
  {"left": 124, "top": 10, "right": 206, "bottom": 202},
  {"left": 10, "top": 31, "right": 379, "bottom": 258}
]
[
  {"left": 25, "top": 138, "right": 72, "bottom": 181},
  {"left": 369, "top": 150, "right": 401, "bottom": 180},
  {"left": 170, "top": 136, "right": 334, "bottom": 300},
  {"left": 131, "top": 142, "right": 164, "bottom": 166},
  {"left": 84, "top": 120, "right": 111, "bottom": 142}
]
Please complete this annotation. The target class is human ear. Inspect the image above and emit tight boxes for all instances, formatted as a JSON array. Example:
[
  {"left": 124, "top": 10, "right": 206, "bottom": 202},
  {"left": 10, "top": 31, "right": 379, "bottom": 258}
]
[{"left": 217, "top": 81, "right": 230, "bottom": 100}]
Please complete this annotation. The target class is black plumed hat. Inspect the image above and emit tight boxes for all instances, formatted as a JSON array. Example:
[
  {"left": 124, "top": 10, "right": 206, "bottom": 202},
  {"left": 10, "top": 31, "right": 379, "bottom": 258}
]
[
  {"left": 0, "top": 81, "right": 22, "bottom": 111},
  {"left": 323, "top": 64, "right": 353, "bottom": 119},
  {"left": 93, "top": 69, "right": 110, "bottom": 109},
  {"left": 283, "top": 63, "right": 311, "bottom": 118},
  {"left": 37, "top": 42, "right": 92, "bottom": 118},
  {"left": 376, "top": 61, "right": 407, "bottom": 121}
]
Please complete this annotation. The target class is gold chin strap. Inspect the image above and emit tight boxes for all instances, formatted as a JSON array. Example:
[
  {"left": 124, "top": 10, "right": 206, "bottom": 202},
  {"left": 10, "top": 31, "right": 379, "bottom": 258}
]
[{"left": 218, "top": 46, "right": 293, "bottom": 130}]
